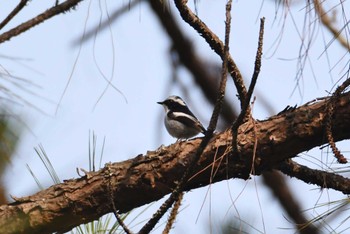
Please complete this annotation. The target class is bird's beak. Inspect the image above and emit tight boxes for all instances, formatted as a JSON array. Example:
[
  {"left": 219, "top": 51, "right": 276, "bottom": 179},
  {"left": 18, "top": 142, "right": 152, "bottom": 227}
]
[{"left": 157, "top": 101, "right": 164, "bottom": 105}]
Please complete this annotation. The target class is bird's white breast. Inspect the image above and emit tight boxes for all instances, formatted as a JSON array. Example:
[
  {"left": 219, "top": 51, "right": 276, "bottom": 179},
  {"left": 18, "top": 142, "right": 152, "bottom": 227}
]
[{"left": 164, "top": 115, "right": 200, "bottom": 139}]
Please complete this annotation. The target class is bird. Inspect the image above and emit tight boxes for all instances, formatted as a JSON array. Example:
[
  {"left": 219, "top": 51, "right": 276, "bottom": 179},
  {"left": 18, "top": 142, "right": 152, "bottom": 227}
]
[{"left": 157, "top": 95, "right": 206, "bottom": 140}]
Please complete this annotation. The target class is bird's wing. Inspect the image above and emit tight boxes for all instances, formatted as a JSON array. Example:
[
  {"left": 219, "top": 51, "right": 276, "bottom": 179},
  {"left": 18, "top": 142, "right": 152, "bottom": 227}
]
[{"left": 169, "top": 111, "right": 206, "bottom": 133}]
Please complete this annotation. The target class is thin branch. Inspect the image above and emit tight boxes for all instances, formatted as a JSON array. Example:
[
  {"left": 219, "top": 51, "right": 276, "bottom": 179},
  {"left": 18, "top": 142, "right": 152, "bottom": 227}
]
[
  {"left": 174, "top": 0, "right": 247, "bottom": 106},
  {"left": 278, "top": 159, "right": 350, "bottom": 194},
  {"left": 232, "top": 17, "right": 265, "bottom": 130},
  {"left": 244, "top": 18, "right": 265, "bottom": 118},
  {"left": 149, "top": 6, "right": 306, "bottom": 231},
  {"left": 0, "top": 0, "right": 29, "bottom": 30},
  {"left": 0, "top": 0, "right": 83, "bottom": 44},
  {"left": 325, "top": 77, "right": 350, "bottom": 163}
]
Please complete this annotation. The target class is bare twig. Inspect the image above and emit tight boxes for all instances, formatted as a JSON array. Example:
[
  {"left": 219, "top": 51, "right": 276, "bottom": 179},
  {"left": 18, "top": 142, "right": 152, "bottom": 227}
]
[
  {"left": 232, "top": 17, "right": 265, "bottom": 129},
  {"left": 206, "top": 0, "right": 232, "bottom": 133},
  {"left": 0, "top": 0, "right": 29, "bottom": 30},
  {"left": 231, "top": 18, "right": 265, "bottom": 162},
  {"left": 174, "top": 0, "right": 247, "bottom": 106},
  {"left": 245, "top": 18, "right": 264, "bottom": 116},
  {"left": 0, "top": 0, "right": 83, "bottom": 44}
]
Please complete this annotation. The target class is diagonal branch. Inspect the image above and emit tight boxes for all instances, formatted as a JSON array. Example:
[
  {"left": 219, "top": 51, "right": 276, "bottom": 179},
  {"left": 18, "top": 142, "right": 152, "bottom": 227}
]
[
  {"left": 0, "top": 0, "right": 83, "bottom": 44},
  {"left": 0, "top": 0, "right": 29, "bottom": 30},
  {"left": 263, "top": 169, "right": 319, "bottom": 234}
]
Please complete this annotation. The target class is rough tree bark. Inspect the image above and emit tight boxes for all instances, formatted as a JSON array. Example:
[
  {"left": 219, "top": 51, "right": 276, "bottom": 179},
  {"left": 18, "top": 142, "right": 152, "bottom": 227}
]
[{"left": 1, "top": 91, "right": 350, "bottom": 234}]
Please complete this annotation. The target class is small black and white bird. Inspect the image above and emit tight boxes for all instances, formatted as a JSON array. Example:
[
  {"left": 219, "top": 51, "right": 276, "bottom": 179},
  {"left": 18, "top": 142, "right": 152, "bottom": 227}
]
[{"left": 157, "top": 95, "right": 206, "bottom": 140}]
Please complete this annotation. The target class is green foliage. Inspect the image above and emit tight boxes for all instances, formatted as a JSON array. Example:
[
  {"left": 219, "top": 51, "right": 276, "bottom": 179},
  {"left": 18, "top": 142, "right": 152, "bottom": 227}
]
[
  {"left": 0, "top": 112, "right": 20, "bottom": 204},
  {"left": 0, "top": 113, "right": 20, "bottom": 176}
]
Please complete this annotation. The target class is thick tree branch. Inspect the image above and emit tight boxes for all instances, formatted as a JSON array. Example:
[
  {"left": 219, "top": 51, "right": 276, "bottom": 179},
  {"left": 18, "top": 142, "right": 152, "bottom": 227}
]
[{"left": 1, "top": 92, "right": 350, "bottom": 233}]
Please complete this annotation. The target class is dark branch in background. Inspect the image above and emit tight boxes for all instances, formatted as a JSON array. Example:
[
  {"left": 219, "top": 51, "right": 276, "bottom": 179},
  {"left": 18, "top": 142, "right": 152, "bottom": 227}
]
[
  {"left": 0, "top": 0, "right": 83, "bottom": 44},
  {"left": 263, "top": 169, "right": 319, "bottom": 234},
  {"left": 138, "top": 1, "right": 233, "bottom": 233},
  {"left": 173, "top": 0, "right": 247, "bottom": 107},
  {"left": 0, "top": 0, "right": 29, "bottom": 30},
  {"left": 313, "top": 0, "right": 350, "bottom": 52}
]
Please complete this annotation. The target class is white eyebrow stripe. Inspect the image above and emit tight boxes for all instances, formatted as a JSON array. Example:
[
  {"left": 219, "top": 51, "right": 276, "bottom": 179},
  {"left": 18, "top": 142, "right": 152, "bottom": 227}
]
[{"left": 175, "top": 99, "right": 186, "bottom": 106}]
